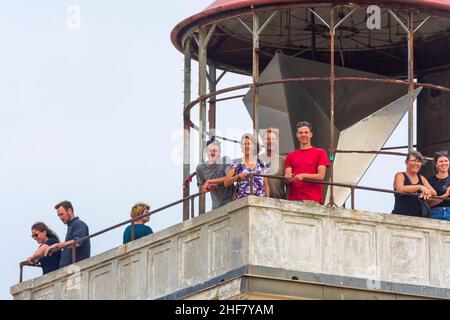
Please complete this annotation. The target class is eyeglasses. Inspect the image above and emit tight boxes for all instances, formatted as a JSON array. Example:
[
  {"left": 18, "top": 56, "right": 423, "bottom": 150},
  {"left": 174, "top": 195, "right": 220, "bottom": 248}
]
[
  {"left": 31, "top": 233, "right": 39, "bottom": 239},
  {"left": 296, "top": 121, "right": 312, "bottom": 128}
]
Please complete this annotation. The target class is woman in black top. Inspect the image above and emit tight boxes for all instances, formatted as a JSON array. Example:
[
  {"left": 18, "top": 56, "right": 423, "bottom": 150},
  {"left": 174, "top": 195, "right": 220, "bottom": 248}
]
[
  {"left": 427, "top": 151, "right": 450, "bottom": 221},
  {"left": 28, "top": 222, "right": 61, "bottom": 274},
  {"left": 392, "top": 151, "right": 435, "bottom": 216}
]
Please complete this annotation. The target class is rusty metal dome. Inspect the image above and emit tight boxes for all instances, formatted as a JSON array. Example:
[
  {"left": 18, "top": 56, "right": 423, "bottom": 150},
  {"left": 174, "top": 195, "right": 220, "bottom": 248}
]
[{"left": 171, "top": 0, "right": 450, "bottom": 76}]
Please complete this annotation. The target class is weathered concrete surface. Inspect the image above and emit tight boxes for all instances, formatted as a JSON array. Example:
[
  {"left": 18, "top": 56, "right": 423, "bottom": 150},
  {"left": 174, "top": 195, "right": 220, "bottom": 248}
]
[{"left": 11, "top": 197, "right": 450, "bottom": 300}]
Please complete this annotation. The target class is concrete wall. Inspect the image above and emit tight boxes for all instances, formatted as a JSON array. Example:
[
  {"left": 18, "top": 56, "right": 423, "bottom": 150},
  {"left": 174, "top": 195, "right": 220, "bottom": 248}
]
[{"left": 11, "top": 197, "right": 450, "bottom": 299}]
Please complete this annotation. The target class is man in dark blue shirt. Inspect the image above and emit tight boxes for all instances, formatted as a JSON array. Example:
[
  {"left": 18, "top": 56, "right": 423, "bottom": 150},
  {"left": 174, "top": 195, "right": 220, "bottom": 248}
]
[{"left": 45, "top": 200, "right": 91, "bottom": 268}]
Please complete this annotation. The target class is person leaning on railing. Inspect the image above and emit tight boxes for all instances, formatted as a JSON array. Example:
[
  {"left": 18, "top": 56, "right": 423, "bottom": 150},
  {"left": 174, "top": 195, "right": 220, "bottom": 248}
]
[
  {"left": 27, "top": 222, "right": 61, "bottom": 275},
  {"left": 44, "top": 200, "right": 91, "bottom": 268},
  {"left": 123, "top": 202, "right": 153, "bottom": 244},
  {"left": 196, "top": 137, "right": 233, "bottom": 210},
  {"left": 224, "top": 133, "right": 270, "bottom": 199},
  {"left": 259, "top": 127, "right": 286, "bottom": 200},
  {"left": 427, "top": 151, "right": 450, "bottom": 221},
  {"left": 284, "top": 121, "right": 330, "bottom": 204},
  {"left": 392, "top": 151, "right": 436, "bottom": 217}
]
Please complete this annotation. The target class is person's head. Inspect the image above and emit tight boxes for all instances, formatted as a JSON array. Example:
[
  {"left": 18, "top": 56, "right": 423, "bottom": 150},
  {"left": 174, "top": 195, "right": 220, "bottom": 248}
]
[
  {"left": 405, "top": 151, "right": 424, "bottom": 174},
  {"left": 241, "top": 133, "right": 258, "bottom": 157},
  {"left": 296, "top": 121, "right": 313, "bottom": 147},
  {"left": 130, "top": 202, "right": 150, "bottom": 223},
  {"left": 31, "top": 222, "right": 59, "bottom": 244},
  {"left": 205, "top": 137, "right": 221, "bottom": 163},
  {"left": 433, "top": 150, "right": 449, "bottom": 174},
  {"left": 54, "top": 200, "right": 75, "bottom": 225},
  {"left": 263, "top": 128, "right": 279, "bottom": 154}
]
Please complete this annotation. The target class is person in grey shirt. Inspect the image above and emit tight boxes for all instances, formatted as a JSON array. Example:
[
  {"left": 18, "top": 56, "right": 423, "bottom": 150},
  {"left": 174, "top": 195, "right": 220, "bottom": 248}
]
[
  {"left": 196, "top": 137, "right": 233, "bottom": 210},
  {"left": 259, "top": 128, "right": 287, "bottom": 199}
]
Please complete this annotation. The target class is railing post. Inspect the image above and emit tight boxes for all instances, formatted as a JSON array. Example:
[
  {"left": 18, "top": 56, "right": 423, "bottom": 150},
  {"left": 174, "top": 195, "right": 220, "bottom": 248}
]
[
  {"left": 19, "top": 262, "right": 24, "bottom": 283},
  {"left": 351, "top": 186, "right": 355, "bottom": 210},
  {"left": 250, "top": 173, "right": 254, "bottom": 195},
  {"left": 131, "top": 219, "right": 135, "bottom": 241},
  {"left": 72, "top": 243, "right": 77, "bottom": 264},
  {"left": 191, "top": 197, "right": 195, "bottom": 218}
]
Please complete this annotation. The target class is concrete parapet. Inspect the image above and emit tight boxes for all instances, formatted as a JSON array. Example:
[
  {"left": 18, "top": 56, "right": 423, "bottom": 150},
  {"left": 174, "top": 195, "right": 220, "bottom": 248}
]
[{"left": 11, "top": 197, "right": 450, "bottom": 300}]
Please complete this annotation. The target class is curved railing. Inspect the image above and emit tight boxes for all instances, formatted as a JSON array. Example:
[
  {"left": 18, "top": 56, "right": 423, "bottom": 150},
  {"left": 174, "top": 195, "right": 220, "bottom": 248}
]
[
  {"left": 20, "top": 169, "right": 450, "bottom": 283},
  {"left": 19, "top": 191, "right": 202, "bottom": 283}
]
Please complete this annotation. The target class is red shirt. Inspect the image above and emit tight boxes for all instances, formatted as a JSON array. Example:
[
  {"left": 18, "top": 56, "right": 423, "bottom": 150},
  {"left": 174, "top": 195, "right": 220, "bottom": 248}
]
[{"left": 285, "top": 147, "right": 330, "bottom": 203}]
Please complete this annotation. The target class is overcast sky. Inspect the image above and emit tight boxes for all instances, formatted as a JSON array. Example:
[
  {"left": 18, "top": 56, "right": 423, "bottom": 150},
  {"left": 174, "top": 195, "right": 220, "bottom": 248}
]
[{"left": 0, "top": 0, "right": 414, "bottom": 299}]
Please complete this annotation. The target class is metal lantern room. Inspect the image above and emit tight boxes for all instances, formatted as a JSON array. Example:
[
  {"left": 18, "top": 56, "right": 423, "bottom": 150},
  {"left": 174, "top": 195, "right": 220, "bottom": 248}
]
[{"left": 171, "top": 0, "right": 450, "bottom": 218}]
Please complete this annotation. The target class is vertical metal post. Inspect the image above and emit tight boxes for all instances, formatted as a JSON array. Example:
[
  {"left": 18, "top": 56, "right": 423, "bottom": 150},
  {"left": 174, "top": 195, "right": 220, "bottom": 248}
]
[
  {"left": 19, "top": 262, "right": 24, "bottom": 283},
  {"left": 250, "top": 174, "right": 254, "bottom": 195},
  {"left": 407, "top": 11, "right": 415, "bottom": 152},
  {"left": 310, "top": 9, "right": 316, "bottom": 60},
  {"left": 329, "top": 7, "right": 336, "bottom": 206},
  {"left": 198, "top": 28, "right": 208, "bottom": 215},
  {"left": 191, "top": 197, "right": 195, "bottom": 218},
  {"left": 71, "top": 243, "right": 77, "bottom": 264},
  {"left": 351, "top": 186, "right": 355, "bottom": 210},
  {"left": 252, "top": 12, "right": 260, "bottom": 144},
  {"left": 208, "top": 64, "right": 217, "bottom": 137},
  {"left": 131, "top": 219, "right": 135, "bottom": 241},
  {"left": 183, "top": 37, "right": 192, "bottom": 221}
]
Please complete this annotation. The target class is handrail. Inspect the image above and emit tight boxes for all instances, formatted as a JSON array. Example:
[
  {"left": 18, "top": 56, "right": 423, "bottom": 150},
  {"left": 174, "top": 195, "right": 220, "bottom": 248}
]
[
  {"left": 253, "top": 173, "right": 450, "bottom": 209},
  {"left": 19, "top": 191, "right": 203, "bottom": 283}
]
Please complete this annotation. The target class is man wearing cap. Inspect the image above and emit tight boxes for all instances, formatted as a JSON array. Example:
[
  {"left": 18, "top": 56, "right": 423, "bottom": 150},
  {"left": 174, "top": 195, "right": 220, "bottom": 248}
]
[
  {"left": 285, "top": 121, "right": 330, "bottom": 204},
  {"left": 196, "top": 137, "right": 233, "bottom": 210}
]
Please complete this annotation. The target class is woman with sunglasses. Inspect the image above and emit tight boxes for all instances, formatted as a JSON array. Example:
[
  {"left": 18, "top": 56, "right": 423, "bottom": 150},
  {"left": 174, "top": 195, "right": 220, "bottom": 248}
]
[
  {"left": 392, "top": 151, "right": 436, "bottom": 217},
  {"left": 427, "top": 151, "right": 450, "bottom": 221},
  {"left": 27, "top": 222, "right": 61, "bottom": 274}
]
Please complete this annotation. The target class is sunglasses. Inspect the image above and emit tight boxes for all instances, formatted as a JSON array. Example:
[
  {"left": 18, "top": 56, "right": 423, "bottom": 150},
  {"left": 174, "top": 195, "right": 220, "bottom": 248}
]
[
  {"left": 296, "top": 121, "right": 312, "bottom": 128},
  {"left": 435, "top": 150, "right": 449, "bottom": 157},
  {"left": 31, "top": 233, "right": 39, "bottom": 239}
]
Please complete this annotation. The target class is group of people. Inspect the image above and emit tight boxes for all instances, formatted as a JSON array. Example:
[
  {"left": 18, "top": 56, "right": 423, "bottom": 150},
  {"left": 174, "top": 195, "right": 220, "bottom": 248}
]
[
  {"left": 28, "top": 201, "right": 91, "bottom": 275},
  {"left": 27, "top": 121, "right": 449, "bottom": 277},
  {"left": 197, "top": 121, "right": 450, "bottom": 222},
  {"left": 393, "top": 150, "right": 450, "bottom": 220},
  {"left": 196, "top": 121, "right": 330, "bottom": 208},
  {"left": 28, "top": 200, "right": 153, "bottom": 276}
]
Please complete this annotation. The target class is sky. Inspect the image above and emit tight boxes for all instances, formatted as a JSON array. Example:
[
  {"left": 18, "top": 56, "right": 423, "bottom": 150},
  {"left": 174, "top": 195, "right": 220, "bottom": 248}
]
[{"left": 0, "top": 0, "right": 414, "bottom": 299}]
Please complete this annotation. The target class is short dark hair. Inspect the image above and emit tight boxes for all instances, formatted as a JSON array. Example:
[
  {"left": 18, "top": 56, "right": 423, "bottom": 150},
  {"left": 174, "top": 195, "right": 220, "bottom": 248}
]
[
  {"left": 54, "top": 200, "right": 74, "bottom": 211},
  {"left": 296, "top": 120, "right": 313, "bottom": 132}
]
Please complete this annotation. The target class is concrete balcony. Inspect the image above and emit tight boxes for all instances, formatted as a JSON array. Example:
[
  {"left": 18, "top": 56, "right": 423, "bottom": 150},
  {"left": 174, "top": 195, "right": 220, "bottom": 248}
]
[{"left": 11, "top": 197, "right": 450, "bottom": 300}]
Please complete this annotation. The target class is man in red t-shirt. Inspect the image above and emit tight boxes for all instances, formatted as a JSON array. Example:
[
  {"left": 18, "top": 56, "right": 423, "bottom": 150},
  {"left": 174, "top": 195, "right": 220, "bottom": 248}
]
[{"left": 285, "top": 121, "right": 330, "bottom": 204}]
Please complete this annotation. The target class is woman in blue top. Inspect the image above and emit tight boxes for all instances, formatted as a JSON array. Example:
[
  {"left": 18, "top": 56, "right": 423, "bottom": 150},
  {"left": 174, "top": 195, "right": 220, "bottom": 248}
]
[
  {"left": 224, "top": 133, "right": 270, "bottom": 199},
  {"left": 28, "top": 222, "right": 61, "bottom": 274},
  {"left": 123, "top": 202, "right": 153, "bottom": 244},
  {"left": 427, "top": 151, "right": 450, "bottom": 221}
]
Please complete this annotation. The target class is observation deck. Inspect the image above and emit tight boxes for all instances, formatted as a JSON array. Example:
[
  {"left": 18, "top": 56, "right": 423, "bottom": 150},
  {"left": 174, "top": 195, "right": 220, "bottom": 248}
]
[{"left": 11, "top": 197, "right": 450, "bottom": 300}]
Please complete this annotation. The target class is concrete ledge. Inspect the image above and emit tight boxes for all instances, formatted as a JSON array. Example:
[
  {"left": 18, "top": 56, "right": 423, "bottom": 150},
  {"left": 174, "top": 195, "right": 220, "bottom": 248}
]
[{"left": 11, "top": 197, "right": 450, "bottom": 299}]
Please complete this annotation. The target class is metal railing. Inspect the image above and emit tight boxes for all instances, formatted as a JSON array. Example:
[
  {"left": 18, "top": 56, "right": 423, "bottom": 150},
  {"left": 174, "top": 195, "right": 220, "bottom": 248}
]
[
  {"left": 19, "top": 191, "right": 203, "bottom": 283},
  {"left": 20, "top": 169, "right": 448, "bottom": 283},
  {"left": 250, "top": 173, "right": 450, "bottom": 210}
]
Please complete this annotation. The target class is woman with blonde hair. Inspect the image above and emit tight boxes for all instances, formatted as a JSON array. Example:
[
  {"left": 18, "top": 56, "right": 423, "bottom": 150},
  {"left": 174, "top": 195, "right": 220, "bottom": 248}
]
[
  {"left": 123, "top": 202, "right": 153, "bottom": 244},
  {"left": 224, "top": 133, "right": 270, "bottom": 199}
]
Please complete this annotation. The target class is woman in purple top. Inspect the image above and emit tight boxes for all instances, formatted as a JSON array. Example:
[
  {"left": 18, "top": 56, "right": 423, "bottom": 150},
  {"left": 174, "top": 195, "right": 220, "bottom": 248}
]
[{"left": 224, "top": 133, "right": 270, "bottom": 199}]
